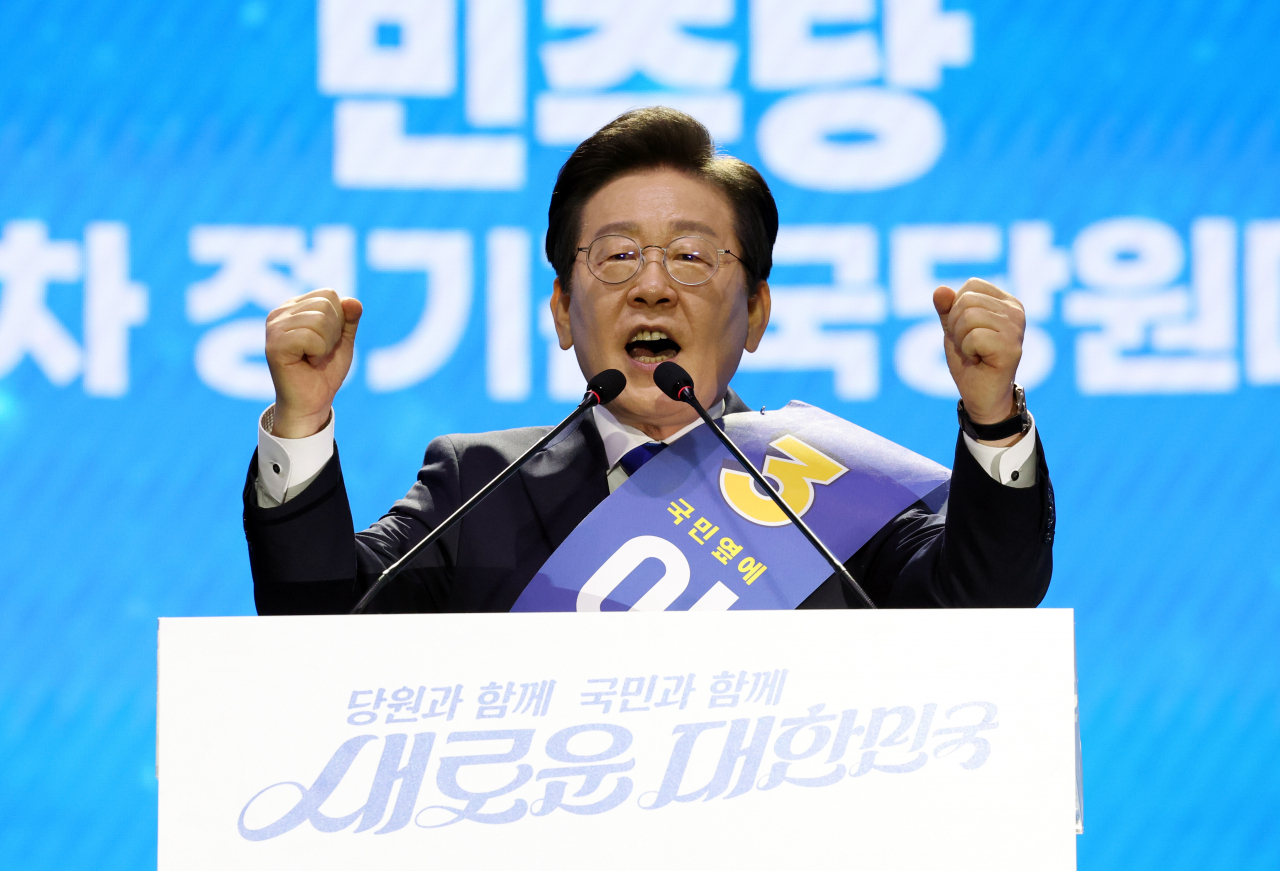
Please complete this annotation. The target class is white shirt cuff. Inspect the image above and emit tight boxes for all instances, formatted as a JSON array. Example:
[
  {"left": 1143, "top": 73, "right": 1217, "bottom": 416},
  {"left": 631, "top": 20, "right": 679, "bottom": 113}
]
[
  {"left": 255, "top": 405, "right": 336, "bottom": 507},
  {"left": 962, "top": 415, "right": 1038, "bottom": 489}
]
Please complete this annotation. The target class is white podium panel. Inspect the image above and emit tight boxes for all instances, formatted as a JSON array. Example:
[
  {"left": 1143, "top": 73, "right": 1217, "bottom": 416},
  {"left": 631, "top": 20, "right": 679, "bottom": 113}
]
[{"left": 158, "top": 610, "right": 1080, "bottom": 870}]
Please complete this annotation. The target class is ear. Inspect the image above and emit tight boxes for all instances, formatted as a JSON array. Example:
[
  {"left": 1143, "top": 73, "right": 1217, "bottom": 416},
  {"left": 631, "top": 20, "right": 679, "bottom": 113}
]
[
  {"left": 744, "top": 280, "right": 771, "bottom": 353},
  {"left": 550, "top": 277, "right": 574, "bottom": 350}
]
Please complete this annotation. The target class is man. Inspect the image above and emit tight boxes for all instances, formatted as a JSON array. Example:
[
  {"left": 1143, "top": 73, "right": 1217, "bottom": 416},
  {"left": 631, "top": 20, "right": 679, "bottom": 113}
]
[{"left": 244, "top": 108, "right": 1052, "bottom": 615}]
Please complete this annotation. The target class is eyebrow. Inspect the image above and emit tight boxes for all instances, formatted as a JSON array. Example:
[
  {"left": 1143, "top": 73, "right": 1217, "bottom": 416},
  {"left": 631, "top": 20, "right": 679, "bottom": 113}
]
[{"left": 591, "top": 219, "right": 723, "bottom": 241}]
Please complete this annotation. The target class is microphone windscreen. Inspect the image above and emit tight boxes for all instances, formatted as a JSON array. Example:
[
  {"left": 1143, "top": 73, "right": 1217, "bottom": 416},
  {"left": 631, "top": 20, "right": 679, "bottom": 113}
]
[
  {"left": 653, "top": 361, "right": 694, "bottom": 400},
  {"left": 586, "top": 368, "right": 627, "bottom": 405}
]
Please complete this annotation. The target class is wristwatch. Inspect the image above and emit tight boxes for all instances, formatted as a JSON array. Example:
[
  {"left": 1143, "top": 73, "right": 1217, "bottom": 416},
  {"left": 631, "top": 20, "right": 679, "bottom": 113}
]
[{"left": 958, "top": 384, "right": 1031, "bottom": 441}]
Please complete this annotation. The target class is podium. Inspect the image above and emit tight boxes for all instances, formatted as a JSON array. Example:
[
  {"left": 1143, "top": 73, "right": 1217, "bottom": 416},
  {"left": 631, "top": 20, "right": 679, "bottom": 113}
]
[{"left": 157, "top": 610, "right": 1082, "bottom": 869}]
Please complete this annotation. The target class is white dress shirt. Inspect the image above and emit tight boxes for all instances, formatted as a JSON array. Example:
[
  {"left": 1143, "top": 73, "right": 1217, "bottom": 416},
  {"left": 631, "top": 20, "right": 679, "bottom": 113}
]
[
  {"left": 255, "top": 405, "right": 338, "bottom": 508},
  {"left": 255, "top": 400, "right": 1037, "bottom": 508}
]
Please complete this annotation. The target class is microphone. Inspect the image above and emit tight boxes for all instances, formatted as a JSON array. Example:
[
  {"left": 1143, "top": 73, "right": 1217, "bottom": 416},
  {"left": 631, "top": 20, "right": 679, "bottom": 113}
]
[
  {"left": 653, "top": 361, "right": 877, "bottom": 609},
  {"left": 351, "top": 369, "right": 627, "bottom": 614}
]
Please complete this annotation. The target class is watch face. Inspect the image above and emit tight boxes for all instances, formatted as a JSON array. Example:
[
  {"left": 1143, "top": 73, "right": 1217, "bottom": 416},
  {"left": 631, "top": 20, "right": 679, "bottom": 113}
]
[{"left": 1013, "top": 385, "right": 1030, "bottom": 432}]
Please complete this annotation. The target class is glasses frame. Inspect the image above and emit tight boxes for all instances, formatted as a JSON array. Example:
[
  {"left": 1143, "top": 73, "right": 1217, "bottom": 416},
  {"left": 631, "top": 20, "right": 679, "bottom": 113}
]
[{"left": 576, "top": 234, "right": 741, "bottom": 287}]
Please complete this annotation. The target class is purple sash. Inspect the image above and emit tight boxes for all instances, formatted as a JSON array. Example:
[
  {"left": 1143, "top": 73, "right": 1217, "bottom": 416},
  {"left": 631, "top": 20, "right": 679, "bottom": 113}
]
[{"left": 512, "top": 402, "right": 950, "bottom": 612}]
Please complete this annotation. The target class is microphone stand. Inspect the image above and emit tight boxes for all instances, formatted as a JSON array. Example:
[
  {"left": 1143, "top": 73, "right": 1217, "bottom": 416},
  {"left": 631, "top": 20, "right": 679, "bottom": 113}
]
[
  {"left": 351, "top": 382, "right": 617, "bottom": 614},
  {"left": 671, "top": 384, "right": 877, "bottom": 610}
]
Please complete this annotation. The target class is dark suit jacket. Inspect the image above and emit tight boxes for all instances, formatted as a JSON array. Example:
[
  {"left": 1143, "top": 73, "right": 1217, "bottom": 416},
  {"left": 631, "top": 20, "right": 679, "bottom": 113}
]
[{"left": 244, "top": 390, "right": 1054, "bottom": 614}]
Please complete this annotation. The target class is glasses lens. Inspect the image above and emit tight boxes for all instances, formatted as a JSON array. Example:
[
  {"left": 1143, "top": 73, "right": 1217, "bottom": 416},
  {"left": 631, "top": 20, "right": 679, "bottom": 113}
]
[
  {"left": 665, "top": 237, "right": 718, "bottom": 285},
  {"left": 587, "top": 236, "right": 641, "bottom": 283}
]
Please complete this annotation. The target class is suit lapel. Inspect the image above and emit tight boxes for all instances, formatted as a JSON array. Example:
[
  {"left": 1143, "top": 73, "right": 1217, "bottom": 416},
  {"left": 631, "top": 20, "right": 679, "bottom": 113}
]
[
  {"left": 517, "top": 387, "right": 749, "bottom": 554},
  {"left": 723, "top": 387, "right": 750, "bottom": 415},
  {"left": 517, "top": 413, "right": 611, "bottom": 554}
]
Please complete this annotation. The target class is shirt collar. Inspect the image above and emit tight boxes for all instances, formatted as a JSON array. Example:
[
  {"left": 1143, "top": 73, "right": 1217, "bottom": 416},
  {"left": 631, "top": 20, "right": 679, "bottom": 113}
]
[{"left": 592, "top": 398, "right": 726, "bottom": 470}]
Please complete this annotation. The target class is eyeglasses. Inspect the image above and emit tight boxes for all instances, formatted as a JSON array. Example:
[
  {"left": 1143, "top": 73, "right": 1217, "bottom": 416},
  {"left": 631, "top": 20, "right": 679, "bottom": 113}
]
[{"left": 576, "top": 235, "right": 741, "bottom": 287}]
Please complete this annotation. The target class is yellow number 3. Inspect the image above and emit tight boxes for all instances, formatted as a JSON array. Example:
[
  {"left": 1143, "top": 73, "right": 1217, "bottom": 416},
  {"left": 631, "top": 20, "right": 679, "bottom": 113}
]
[{"left": 719, "top": 435, "right": 848, "bottom": 527}]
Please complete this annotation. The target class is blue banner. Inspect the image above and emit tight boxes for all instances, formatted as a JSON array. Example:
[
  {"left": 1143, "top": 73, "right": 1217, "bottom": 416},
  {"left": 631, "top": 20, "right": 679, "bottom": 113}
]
[
  {"left": 514, "top": 402, "right": 950, "bottom": 611},
  {"left": 2, "top": 2, "right": 1279, "bottom": 869}
]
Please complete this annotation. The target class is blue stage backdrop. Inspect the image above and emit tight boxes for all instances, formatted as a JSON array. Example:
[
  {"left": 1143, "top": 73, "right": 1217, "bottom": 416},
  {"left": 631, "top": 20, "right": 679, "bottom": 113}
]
[{"left": 1, "top": 1, "right": 1278, "bottom": 867}]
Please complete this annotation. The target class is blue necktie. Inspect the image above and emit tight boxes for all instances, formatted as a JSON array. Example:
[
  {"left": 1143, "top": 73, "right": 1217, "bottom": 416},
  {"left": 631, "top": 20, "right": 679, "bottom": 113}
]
[{"left": 618, "top": 441, "right": 667, "bottom": 477}]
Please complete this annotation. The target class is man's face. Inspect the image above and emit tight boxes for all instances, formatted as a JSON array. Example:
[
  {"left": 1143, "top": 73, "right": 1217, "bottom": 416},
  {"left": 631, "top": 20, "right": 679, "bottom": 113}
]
[{"left": 550, "top": 168, "right": 770, "bottom": 433}]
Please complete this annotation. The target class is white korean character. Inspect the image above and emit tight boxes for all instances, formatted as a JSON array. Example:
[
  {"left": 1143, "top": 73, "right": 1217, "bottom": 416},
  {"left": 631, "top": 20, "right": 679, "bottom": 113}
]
[
  {"left": 0, "top": 221, "right": 82, "bottom": 388},
  {"left": 0, "top": 221, "right": 148, "bottom": 396},
  {"left": 890, "top": 223, "right": 1000, "bottom": 398},
  {"left": 750, "top": 0, "right": 880, "bottom": 90},
  {"left": 485, "top": 227, "right": 533, "bottom": 402},
  {"left": 739, "top": 225, "right": 885, "bottom": 399},
  {"left": 536, "top": 0, "right": 740, "bottom": 146},
  {"left": 363, "top": 229, "right": 473, "bottom": 393},
  {"left": 1006, "top": 221, "right": 1069, "bottom": 389},
  {"left": 753, "top": 0, "right": 971, "bottom": 191},
  {"left": 186, "top": 225, "right": 355, "bottom": 400},
  {"left": 540, "top": 295, "right": 587, "bottom": 401},
  {"left": 1063, "top": 218, "right": 1239, "bottom": 394},
  {"left": 1244, "top": 221, "right": 1280, "bottom": 385},
  {"left": 891, "top": 221, "right": 1060, "bottom": 395},
  {"left": 319, "top": 0, "right": 525, "bottom": 189}
]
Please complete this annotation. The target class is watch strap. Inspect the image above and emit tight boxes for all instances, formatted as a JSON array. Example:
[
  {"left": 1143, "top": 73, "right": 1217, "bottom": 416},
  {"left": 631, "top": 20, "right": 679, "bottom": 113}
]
[{"left": 958, "top": 385, "right": 1030, "bottom": 441}]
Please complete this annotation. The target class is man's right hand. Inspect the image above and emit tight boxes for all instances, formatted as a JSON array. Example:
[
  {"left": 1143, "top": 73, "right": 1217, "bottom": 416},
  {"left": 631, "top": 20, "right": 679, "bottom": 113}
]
[{"left": 265, "top": 288, "right": 363, "bottom": 438}]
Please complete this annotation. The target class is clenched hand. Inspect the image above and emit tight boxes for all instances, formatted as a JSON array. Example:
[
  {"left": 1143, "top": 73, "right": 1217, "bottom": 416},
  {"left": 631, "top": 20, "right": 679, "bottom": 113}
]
[
  {"left": 264, "top": 288, "right": 362, "bottom": 438},
  {"left": 932, "top": 278, "right": 1026, "bottom": 445}
]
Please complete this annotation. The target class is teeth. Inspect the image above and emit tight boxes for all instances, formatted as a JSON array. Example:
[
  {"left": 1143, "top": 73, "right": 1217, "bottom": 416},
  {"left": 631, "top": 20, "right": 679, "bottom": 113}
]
[
  {"left": 629, "top": 330, "right": 670, "bottom": 343},
  {"left": 632, "top": 349, "right": 678, "bottom": 364}
]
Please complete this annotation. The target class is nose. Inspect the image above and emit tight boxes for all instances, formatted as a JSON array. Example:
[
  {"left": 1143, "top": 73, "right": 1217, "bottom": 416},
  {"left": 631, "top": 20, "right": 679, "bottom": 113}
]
[{"left": 629, "top": 254, "right": 676, "bottom": 307}]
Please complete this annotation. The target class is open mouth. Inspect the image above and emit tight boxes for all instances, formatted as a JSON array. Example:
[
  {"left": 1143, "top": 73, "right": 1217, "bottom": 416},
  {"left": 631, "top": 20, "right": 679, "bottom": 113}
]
[{"left": 625, "top": 329, "right": 681, "bottom": 364}]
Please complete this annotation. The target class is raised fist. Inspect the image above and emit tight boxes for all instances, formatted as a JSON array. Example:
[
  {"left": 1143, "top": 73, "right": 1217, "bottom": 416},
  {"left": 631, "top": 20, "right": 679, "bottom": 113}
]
[
  {"left": 932, "top": 278, "right": 1026, "bottom": 444},
  {"left": 264, "top": 288, "right": 362, "bottom": 438}
]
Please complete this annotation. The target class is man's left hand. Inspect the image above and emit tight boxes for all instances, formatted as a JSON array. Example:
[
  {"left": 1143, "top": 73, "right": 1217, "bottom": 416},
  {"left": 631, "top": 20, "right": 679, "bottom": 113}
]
[{"left": 933, "top": 279, "right": 1025, "bottom": 434}]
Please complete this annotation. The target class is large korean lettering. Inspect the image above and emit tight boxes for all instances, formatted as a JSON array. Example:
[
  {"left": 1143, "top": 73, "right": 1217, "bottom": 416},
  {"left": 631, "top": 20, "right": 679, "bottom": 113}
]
[
  {"left": 640, "top": 716, "right": 775, "bottom": 809},
  {"left": 753, "top": 0, "right": 972, "bottom": 190},
  {"left": 1064, "top": 218, "right": 1239, "bottom": 393},
  {"left": 532, "top": 723, "right": 636, "bottom": 816},
  {"left": 0, "top": 221, "right": 147, "bottom": 396},
  {"left": 418, "top": 729, "right": 536, "bottom": 826},
  {"left": 237, "top": 732, "right": 435, "bottom": 840},
  {"left": 738, "top": 225, "right": 887, "bottom": 399},
  {"left": 319, "top": 0, "right": 525, "bottom": 189},
  {"left": 187, "top": 225, "right": 354, "bottom": 399},
  {"left": 537, "top": 0, "right": 740, "bottom": 146}
]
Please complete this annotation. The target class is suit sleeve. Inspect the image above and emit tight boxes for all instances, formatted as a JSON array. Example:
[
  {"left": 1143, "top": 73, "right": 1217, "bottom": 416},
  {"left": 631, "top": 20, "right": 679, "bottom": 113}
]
[
  {"left": 803, "top": 430, "right": 1054, "bottom": 609},
  {"left": 243, "top": 438, "right": 466, "bottom": 615}
]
